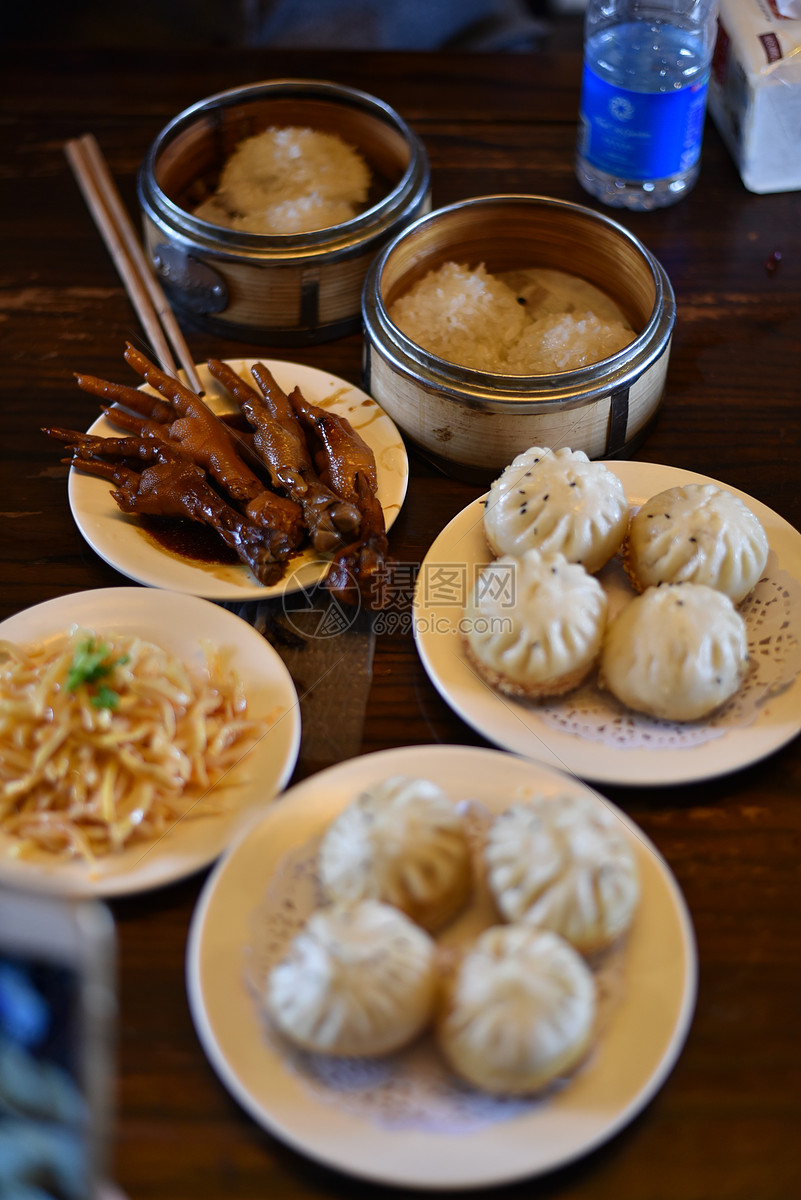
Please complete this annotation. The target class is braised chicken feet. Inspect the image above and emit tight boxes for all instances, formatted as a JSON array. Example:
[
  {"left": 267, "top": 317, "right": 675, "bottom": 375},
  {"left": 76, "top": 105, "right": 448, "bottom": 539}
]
[
  {"left": 44, "top": 430, "right": 287, "bottom": 585},
  {"left": 207, "top": 358, "right": 361, "bottom": 554},
  {"left": 49, "top": 348, "right": 395, "bottom": 606}
]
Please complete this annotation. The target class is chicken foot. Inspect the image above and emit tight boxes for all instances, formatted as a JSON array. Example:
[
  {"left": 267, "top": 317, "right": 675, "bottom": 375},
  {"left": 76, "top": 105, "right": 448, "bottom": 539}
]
[
  {"left": 290, "top": 390, "right": 390, "bottom": 610},
  {"left": 208, "top": 358, "right": 361, "bottom": 554},
  {"left": 94, "top": 401, "right": 303, "bottom": 550},
  {"left": 44, "top": 430, "right": 289, "bottom": 586},
  {"left": 75, "top": 352, "right": 304, "bottom": 552}
]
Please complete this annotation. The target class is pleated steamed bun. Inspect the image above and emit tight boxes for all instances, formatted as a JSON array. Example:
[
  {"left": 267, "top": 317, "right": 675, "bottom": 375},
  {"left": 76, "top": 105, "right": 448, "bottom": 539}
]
[
  {"left": 318, "top": 776, "right": 472, "bottom": 932},
  {"left": 462, "top": 550, "right": 607, "bottom": 699},
  {"left": 437, "top": 925, "right": 596, "bottom": 1094},
  {"left": 485, "top": 792, "right": 639, "bottom": 954},
  {"left": 600, "top": 582, "right": 749, "bottom": 721},
  {"left": 483, "top": 446, "right": 629, "bottom": 573},
  {"left": 624, "top": 482, "right": 768, "bottom": 604},
  {"left": 266, "top": 900, "right": 437, "bottom": 1057}
]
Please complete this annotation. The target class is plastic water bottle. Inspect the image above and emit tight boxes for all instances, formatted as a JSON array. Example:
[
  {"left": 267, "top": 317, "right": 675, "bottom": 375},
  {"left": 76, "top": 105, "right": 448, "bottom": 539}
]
[{"left": 576, "top": 0, "right": 719, "bottom": 210}]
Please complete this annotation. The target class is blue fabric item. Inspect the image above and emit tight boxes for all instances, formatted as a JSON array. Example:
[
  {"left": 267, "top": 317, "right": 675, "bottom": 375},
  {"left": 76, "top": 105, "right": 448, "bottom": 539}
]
[{"left": 245, "top": 0, "right": 546, "bottom": 50}]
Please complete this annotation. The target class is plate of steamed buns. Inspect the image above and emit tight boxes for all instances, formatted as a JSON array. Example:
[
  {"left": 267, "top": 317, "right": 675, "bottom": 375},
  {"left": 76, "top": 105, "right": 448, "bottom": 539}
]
[
  {"left": 413, "top": 451, "right": 801, "bottom": 787},
  {"left": 186, "top": 744, "right": 696, "bottom": 1189}
]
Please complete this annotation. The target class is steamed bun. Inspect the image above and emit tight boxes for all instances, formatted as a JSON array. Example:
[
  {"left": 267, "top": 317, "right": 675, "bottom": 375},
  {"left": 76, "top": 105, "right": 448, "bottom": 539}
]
[
  {"left": 483, "top": 446, "right": 629, "bottom": 573},
  {"left": 437, "top": 925, "right": 596, "bottom": 1094},
  {"left": 318, "top": 776, "right": 472, "bottom": 932},
  {"left": 266, "top": 900, "right": 437, "bottom": 1056},
  {"left": 462, "top": 550, "right": 607, "bottom": 699},
  {"left": 624, "top": 483, "right": 768, "bottom": 604},
  {"left": 600, "top": 582, "right": 749, "bottom": 721},
  {"left": 485, "top": 792, "right": 639, "bottom": 953}
]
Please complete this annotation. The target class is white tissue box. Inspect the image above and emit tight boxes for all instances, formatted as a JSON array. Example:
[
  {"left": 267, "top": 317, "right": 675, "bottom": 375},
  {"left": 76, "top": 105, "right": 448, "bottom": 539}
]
[{"left": 708, "top": 0, "right": 801, "bottom": 193}]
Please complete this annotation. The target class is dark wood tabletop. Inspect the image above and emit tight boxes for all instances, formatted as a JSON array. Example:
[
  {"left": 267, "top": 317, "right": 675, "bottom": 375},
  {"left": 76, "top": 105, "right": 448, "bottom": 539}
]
[{"left": 2, "top": 39, "right": 801, "bottom": 1200}]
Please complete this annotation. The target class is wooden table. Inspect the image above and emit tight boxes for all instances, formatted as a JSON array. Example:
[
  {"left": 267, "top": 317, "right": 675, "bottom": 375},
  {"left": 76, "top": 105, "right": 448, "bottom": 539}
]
[{"left": 2, "top": 42, "right": 800, "bottom": 1200}]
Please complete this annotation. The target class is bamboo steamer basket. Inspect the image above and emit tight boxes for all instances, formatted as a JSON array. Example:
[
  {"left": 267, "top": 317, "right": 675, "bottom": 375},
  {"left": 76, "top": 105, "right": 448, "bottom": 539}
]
[
  {"left": 138, "top": 80, "right": 431, "bottom": 345},
  {"left": 361, "top": 195, "right": 676, "bottom": 479}
]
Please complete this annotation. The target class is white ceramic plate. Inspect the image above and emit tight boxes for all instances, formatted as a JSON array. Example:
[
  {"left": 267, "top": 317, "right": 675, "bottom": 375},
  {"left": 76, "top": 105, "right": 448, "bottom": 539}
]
[
  {"left": 0, "top": 588, "right": 300, "bottom": 896},
  {"left": 67, "top": 359, "right": 409, "bottom": 601},
  {"left": 413, "top": 462, "right": 801, "bottom": 787},
  {"left": 186, "top": 744, "right": 697, "bottom": 1191}
]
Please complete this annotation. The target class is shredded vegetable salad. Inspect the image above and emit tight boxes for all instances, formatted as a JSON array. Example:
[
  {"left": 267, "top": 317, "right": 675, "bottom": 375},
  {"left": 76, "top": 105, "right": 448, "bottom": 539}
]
[{"left": 0, "top": 628, "right": 270, "bottom": 861}]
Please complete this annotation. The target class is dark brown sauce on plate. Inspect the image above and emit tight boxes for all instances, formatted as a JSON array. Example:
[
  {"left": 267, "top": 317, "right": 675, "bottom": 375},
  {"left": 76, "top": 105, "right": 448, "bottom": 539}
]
[{"left": 139, "top": 515, "right": 240, "bottom": 567}]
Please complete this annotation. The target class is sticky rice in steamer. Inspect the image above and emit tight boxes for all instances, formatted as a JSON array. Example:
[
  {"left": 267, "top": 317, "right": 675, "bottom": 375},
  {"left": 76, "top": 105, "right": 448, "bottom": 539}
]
[
  {"left": 389, "top": 262, "right": 634, "bottom": 375},
  {"left": 194, "top": 126, "right": 371, "bottom": 235}
]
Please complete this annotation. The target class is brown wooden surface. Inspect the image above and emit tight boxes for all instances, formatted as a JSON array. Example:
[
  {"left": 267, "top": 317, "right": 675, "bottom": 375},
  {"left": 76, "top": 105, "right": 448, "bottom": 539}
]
[{"left": 2, "top": 42, "right": 801, "bottom": 1200}]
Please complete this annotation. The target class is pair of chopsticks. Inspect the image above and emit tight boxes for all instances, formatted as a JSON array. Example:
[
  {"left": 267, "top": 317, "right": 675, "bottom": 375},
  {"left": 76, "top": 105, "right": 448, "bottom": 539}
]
[{"left": 64, "top": 133, "right": 204, "bottom": 395}]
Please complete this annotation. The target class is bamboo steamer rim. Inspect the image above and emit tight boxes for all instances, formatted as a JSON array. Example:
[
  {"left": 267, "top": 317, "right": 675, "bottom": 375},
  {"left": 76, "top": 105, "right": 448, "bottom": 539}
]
[
  {"left": 362, "top": 194, "right": 677, "bottom": 414},
  {"left": 138, "top": 78, "right": 429, "bottom": 262}
]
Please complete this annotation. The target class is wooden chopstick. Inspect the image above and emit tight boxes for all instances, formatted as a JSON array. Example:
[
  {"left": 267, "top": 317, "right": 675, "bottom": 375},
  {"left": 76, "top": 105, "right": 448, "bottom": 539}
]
[{"left": 64, "top": 133, "right": 204, "bottom": 395}]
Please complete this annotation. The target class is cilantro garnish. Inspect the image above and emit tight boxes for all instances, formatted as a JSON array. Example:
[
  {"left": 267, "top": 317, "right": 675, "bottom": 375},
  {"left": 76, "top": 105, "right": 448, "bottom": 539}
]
[
  {"left": 91, "top": 683, "right": 121, "bottom": 710},
  {"left": 66, "top": 637, "right": 128, "bottom": 709}
]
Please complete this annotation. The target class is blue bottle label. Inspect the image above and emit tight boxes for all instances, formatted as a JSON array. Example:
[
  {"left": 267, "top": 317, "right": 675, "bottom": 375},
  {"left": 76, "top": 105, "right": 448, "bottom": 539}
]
[{"left": 579, "top": 65, "right": 709, "bottom": 181}]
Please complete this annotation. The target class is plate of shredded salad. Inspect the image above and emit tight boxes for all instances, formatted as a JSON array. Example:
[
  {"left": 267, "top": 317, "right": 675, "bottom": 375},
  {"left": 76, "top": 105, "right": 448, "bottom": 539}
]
[{"left": 0, "top": 587, "right": 301, "bottom": 895}]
